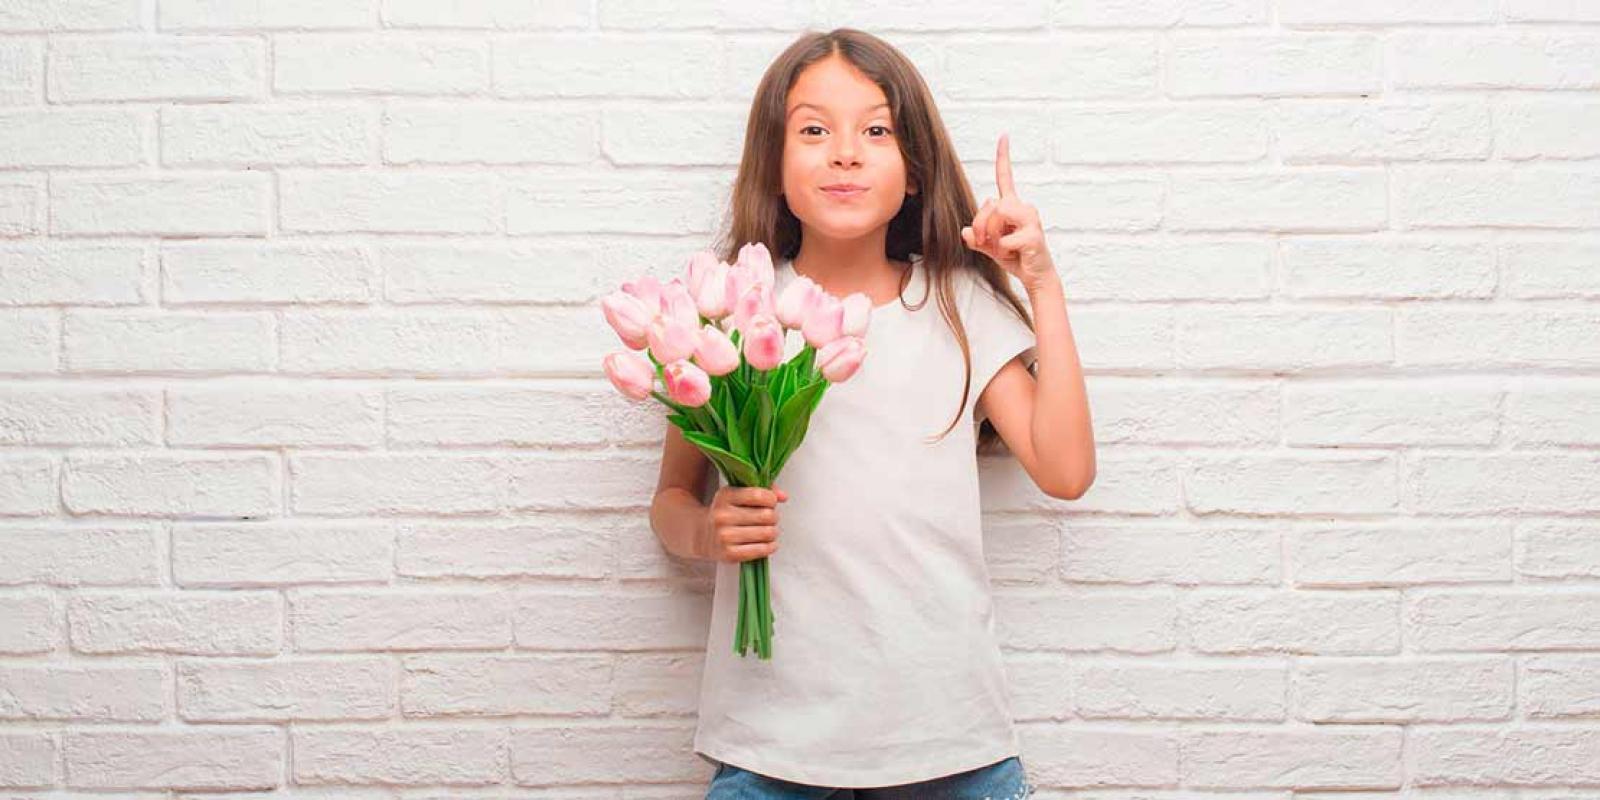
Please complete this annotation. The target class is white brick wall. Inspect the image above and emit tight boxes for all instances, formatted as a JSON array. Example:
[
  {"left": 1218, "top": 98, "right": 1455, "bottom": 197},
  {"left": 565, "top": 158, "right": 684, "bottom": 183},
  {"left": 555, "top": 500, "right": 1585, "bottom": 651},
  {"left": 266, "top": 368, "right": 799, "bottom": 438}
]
[{"left": 0, "top": 1, "right": 1597, "bottom": 796}]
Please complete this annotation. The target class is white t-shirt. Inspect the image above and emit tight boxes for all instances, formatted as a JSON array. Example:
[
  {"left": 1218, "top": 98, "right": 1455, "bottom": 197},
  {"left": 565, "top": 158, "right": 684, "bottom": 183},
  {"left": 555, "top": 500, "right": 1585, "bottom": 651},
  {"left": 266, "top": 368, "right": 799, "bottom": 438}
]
[{"left": 692, "top": 253, "right": 1040, "bottom": 788}]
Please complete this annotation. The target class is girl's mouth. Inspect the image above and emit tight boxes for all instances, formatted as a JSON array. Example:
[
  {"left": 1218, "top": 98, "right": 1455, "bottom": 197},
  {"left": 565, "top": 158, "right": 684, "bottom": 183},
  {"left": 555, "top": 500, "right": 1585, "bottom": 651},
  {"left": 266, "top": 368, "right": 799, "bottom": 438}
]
[{"left": 821, "top": 186, "right": 868, "bottom": 199}]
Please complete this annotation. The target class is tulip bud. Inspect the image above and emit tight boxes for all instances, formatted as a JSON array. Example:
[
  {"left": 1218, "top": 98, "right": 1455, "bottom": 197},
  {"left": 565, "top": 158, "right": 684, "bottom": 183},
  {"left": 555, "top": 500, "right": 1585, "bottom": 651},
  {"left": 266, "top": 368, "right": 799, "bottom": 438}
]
[
  {"left": 685, "top": 250, "right": 719, "bottom": 298},
  {"left": 603, "top": 350, "right": 656, "bottom": 400},
  {"left": 816, "top": 335, "right": 866, "bottom": 383},
  {"left": 840, "top": 292, "right": 873, "bottom": 338},
  {"left": 621, "top": 274, "right": 664, "bottom": 317},
  {"left": 600, "top": 290, "right": 653, "bottom": 350},
  {"left": 776, "top": 275, "right": 820, "bottom": 330},
  {"left": 663, "top": 359, "right": 712, "bottom": 407},
  {"left": 647, "top": 315, "right": 699, "bottom": 365},
  {"left": 732, "top": 280, "right": 775, "bottom": 339},
  {"left": 692, "top": 323, "right": 739, "bottom": 376},
  {"left": 660, "top": 279, "right": 701, "bottom": 329},
  {"left": 723, "top": 265, "right": 756, "bottom": 319},
  {"left": 694, "top": 260, "right": 731, "bottom": 320},
  {"left": 741, "top": 314, "right": 786, "bottom": 372},
  {"left": 737, "top": 242, "right": 775, "bottom": 287},
  {"left": 801, "top": 293, "right": 845, "bottom": 349}
]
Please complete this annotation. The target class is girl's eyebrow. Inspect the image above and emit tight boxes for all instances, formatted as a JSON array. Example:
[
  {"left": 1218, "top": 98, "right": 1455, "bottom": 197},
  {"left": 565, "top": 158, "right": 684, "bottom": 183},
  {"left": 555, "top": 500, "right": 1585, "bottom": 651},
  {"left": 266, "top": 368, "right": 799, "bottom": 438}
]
[{"left": 787, "top": 102, "right": 890, "bottom": 119}]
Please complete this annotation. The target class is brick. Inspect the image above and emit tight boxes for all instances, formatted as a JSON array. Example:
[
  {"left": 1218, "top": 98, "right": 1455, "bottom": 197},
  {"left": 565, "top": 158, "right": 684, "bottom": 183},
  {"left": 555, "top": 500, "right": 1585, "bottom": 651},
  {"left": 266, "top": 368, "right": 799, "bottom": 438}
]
[
  {"left": 1500, "top": 101, "right": 1600, "bottom": 160},
  {"left": 0, "top": 453, "right": 54, "bottom": 515},
  {"left": 1281, "top": 238, "right": 1495, "bottom": 299},
  {"left": 64, "top": 728, "right": 282, "bottom": 789},
  {"left": 0, "top": 732, "right": 54, "bottom": 787},
  {"left": 1502, "top": 240, "right": 1600, "bottom": 299},
  {"left": 1291, "top": 524, "right": 1511, "bottom": 587},
  {"left": 389, "top": 0, "right": 589, "bottom": 28},
  {"left": 510, "top": 724, "right": 701, "bottom": 785},
  {"left": 1295, "top": 657, "right": 1511, "bottom": 722},
  {"left": 289, "top": 454, "right": 504, "bottom": 516},
  {"left": 494, "top": 35, "right": 719, "bottom": 98},
  {"left": 51, "top": 174, "right": 270, "bottom": 236},
  {"left": 62, "top": 452, "right": 276, "bottom": 517},
  {"left": 1063, "top": 523, "right": 1278, "bottom": 585},
  {"left": 0, "top": 243, "right": 145, "bottom": 306},
  {"left": 387, "top": 104, "right": 595, "bottom": 165},
  {"left": 994, "top": 589, "right": 1176, "bottom": 652},
  {"left": 69, "top": 592, "right": 282, "bottom": 655},
  {"left": 1049, "top": 105, "right": 1267, "bottom": 164},
  {"left": 512, "top": 589, "right": 707, "bottom": 651},
  {"left": 1284, "top": 378, "right": 1499, "bottom": 446},
  {"left": 1184, "top": 590, "right": 1400, "bottom": 654},
  {"left": 0, "top": 109, "right": 144, "bottom": 167},
  {"left": 0, "top": 526, "right": 160, "bottom": 586},
  {"left": 1168, "top": 170, "right": 1386, "bottom": 231},
  {"left": 0, "top": 593, "right": 57, "bottom": 653},
  {"left": 1176, "top": 307, "right": 1391, "bottom": 371},
  {"left": 397, "top": 520, "right": 612, "bottom": 579},
  {"left": 0, "top": 664, "right": 165, "bottom": 721},
  {"left": 1412, "top": 727, "right": 1600, "bottom": 785},
  {"left": 1398, "top": 309, "right": 1600, "bottom": 368},
  {"left": 173, "top": 522, "right": 391, "bottom": 586},
  {"left": 1083, "top": 377, "right": 1277, "bottom": 445},
  {"left": 1182, "top": 728, "right": 1402, "bottom": 789},
  {"left": 0, "top": 0, "right": 140, "bottom": 31},
  {"left": 1396, "top": 167, "right": 1600, "bottom": 229},
  {"left": 1280, "top": 0, "right": 1493, "bottom": 23},
  {"left": 401, "top": 654, "right": 611, "bottom": 716},
  {"left": 945, "top": 37, "right": 1158, "bottom": 100},
  {"left": 276, "top": 35, "right": 486, "bottom": 94},
  {"left": 291, "top": 590, "right": 512, "bottom": 651},
  {"left": 1519, "top": 521, "right": 1600, "bottom": 579},
  {"left": 1074, "top": 661, "right": 1285, "bottom": 719},
  {"left": 0, "top": 177, "right": 44, "bottom": 237},
  {"left": 279, "top": 171, "right": 498, "bottom": 234},
  {"left": 48, "top": 36, "right": 263, "bottom": 102},
  {"left": 293, "top": 727, "right": 505, "bottom": 785},
  {"left": 168, "top": 384, "right": 383, "bottom": 447},
  {"left": 1521, "top": 655, "right": 1600, "bottom": 718},
  {"left": 1168, "top": 34, "right": 1379, "bottom": 97},
  {"left": 178, "top": 658, "right": 392, "bottom": 721},
  {"left": 1277, "top": 101, "right": 1491, "bottom": 163},
  {"left": 161, "top": 105, "right": 371, "bottom": 166},
  {"left": 0, "top": 383, "right": 156, "bottom": 446},
  {"left": 1053, "top": 0, "right": 1263, "bottom": 27},
  {"left": 1393, "top": 33, "right": 1600, "bottom": 90},
  {"left": 160, "top": 0, "right": 374, "bottom": 29},
  {"left": 1504, "top": 379, "right": 1600, "bottom": 446},
  {"left": 1409, "top": 590, "right": 1600, "bottom": 651}
]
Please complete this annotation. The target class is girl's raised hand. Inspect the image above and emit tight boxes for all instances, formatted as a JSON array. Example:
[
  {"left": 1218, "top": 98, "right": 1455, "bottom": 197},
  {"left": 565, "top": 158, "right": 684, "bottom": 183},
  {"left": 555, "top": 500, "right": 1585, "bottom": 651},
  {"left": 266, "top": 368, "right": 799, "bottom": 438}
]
[{"left": 961, "top": 133, "right": 1057, "bottom": 291}]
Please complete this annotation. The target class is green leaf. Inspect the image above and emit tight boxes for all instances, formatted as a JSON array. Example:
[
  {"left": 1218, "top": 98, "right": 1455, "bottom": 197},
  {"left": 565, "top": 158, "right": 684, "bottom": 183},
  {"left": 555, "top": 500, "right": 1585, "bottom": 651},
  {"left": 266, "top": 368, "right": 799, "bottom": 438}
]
[
  {"left": 755, "top": 386, "right": 775, "bottom": 473},
  {"left": 682, "top": 431, "right": 762, "bottom": 487},
  {"left": 768, "top": 379, "right": 828, "bottom": 478}
]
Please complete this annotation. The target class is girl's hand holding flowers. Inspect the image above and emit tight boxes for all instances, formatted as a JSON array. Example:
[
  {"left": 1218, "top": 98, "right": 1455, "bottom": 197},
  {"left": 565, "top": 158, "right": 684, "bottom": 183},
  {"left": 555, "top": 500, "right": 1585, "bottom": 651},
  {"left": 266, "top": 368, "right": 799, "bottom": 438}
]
[{"left": 599, "top": 242, "right": 871, "bottom": 660}]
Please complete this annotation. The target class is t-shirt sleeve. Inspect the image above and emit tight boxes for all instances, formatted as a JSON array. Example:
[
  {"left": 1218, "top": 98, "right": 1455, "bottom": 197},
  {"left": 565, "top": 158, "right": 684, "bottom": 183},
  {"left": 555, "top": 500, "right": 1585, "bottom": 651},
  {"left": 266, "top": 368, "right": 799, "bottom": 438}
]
[{"left": 965, "top": 273, "right": 1038, "bottom": 426}]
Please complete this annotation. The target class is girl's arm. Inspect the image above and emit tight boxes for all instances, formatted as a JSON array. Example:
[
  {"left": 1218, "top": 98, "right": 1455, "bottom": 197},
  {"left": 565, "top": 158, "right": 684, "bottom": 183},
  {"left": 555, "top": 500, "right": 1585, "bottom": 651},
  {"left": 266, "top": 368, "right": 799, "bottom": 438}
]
[{"left": 976, "top": 273, "right": 1096, "bottom": 500}]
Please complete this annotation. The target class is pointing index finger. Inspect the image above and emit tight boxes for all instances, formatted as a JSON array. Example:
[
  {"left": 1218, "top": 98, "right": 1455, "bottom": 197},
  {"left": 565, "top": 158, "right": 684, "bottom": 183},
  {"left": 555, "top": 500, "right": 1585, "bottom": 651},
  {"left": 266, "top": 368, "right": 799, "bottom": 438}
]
[{"left": 995, "top": 133, "right": 1017, "bottom": 199}]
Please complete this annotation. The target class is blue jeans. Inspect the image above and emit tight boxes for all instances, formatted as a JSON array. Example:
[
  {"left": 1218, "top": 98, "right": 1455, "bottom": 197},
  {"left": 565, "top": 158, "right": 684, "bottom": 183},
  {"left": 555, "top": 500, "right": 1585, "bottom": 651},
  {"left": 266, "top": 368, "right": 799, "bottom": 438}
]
[{"left": 706, "top": 755, "right": 1035, "bottom": 799}]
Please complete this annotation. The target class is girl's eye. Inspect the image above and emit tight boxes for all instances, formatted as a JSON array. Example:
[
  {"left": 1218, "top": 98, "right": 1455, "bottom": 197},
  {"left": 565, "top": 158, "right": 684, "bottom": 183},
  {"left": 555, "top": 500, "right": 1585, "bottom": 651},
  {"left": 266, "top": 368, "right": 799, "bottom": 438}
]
[{"left": 798, "top": 125, "right": 894, "bottom": 137}]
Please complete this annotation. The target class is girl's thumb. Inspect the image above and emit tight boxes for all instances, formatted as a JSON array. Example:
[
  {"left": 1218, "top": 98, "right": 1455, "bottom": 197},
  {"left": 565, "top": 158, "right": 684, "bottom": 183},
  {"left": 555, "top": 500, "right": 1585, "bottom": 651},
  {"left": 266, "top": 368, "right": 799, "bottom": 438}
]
[{"left": 776, "top": 487, "right": 788, "bottom": 502}]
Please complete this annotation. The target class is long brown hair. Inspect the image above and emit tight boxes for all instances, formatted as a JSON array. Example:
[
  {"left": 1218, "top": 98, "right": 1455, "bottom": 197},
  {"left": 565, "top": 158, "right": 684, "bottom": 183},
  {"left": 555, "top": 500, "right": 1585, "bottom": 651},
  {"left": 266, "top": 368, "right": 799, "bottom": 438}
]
[{"left": 714, "top": 27, "right": 1037, "bottom": 455}]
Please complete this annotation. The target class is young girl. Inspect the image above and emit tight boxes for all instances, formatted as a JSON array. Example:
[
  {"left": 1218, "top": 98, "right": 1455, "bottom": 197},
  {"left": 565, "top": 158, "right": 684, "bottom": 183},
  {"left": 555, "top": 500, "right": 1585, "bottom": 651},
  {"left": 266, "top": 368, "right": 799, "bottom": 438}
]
[{"left": 650, "top": 27, "right": 1096, "bottom": 799}]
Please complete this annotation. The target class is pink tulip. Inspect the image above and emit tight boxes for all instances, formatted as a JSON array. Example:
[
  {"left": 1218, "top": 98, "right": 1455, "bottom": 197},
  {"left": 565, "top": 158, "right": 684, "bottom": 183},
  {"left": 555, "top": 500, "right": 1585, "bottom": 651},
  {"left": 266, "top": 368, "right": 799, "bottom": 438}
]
[
  {"left": 647, "top": 315, "right": 699, "bottom": 365},
  {"left": 776, "top": 275, "right": 821, "bottom": 330},
  {"left": 723, "top": 265, "right": 757, "bottom": 318},
  {"left": 621, "top": 274, "right": 664, "bottom": 317},
  {"left": 801, "top": 293, "right": 845, "bottom": 349},
  {"left": 737, "top": 242, "right": 775, "bottom": 287},
  {"left": 684, "top": 250, "right": 719, "bottom": 298},
  {"left": 693, "top": 260, "right": 731, "bottom": 320},
  {"left": 603, "top": 350, "right": 656, "bottom": 400},
  {"left": 663, "top": 359, "right": 712, "bottom": 407},
  {"left": 741, "top": 314, "right": 786, "bottom": 371},
  {"left": 693, "top": 323, "right": 739, "bottom": 376},
  {"left": 840, "top": 292, "right": 872, "bottom": 338},
  {"left": 660, "top": 279, "right": 701, "bottom": 329},
  {"left": 600, "top": 290, "right": 653, "bottom": 350},
  {"left": 816, "top": 335, "right": 866, "bottom": 383},
  {"left": 732, "top": 280, "right": 775, "bottom": 339}
]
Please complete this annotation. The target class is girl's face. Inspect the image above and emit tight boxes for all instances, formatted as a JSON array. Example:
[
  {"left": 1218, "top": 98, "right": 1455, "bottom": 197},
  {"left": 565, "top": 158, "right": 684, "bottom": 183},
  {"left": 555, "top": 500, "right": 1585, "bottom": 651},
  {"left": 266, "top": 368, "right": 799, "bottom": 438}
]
[{"left": 781, "top": 54, "right": 915, "bottom": 242}]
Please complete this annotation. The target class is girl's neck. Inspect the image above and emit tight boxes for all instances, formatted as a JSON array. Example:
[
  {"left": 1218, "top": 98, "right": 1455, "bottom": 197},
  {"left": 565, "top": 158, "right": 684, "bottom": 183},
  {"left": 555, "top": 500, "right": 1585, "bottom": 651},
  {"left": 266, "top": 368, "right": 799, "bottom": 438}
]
[{"left": 790, "top": 234, "right": 906, "bottom": 302}]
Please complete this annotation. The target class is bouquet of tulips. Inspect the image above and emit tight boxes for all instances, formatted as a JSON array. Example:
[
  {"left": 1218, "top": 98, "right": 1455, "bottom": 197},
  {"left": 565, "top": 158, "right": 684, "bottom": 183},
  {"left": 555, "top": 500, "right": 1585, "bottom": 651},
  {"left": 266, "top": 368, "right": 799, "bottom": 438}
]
[{"left": 600, "top": 242, "right": 871, "bottom": 660}]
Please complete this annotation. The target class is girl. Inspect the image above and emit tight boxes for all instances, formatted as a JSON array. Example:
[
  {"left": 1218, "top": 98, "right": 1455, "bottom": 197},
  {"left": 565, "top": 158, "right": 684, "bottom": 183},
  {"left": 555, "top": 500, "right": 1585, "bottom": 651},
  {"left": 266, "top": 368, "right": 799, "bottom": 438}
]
[{"left": 650, "top": 27, "right": 1096, "bottom": 799}]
